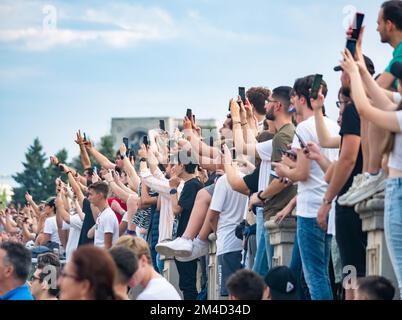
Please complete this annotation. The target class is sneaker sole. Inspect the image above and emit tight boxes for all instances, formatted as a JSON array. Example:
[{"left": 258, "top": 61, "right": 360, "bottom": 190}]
[
  {"left": 155, "top": 244, "right": 192, "bottom": 257},
  {"left": 345, "top": 180, "right": 385, "bottom": 206}
]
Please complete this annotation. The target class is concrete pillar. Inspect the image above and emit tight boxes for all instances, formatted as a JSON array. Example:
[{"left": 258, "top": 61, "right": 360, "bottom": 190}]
[
  {"left": 207, "top": 233, "right": 220, "bottom": 300},
  {"left": 160, "top": 254, "right": 183, "bottom": 300},
  {"left": 266, "top": 216, "right": 296, "bottom": 268},
  {"left": 355, "top": 191, "right": 400, "bottom": 299}
]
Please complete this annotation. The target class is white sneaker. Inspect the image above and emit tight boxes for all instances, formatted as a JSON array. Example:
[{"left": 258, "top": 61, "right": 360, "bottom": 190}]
[
  {"left": 176, "top": 237, "right": 209, "bottom": 262},
  {"left": 155, "top": 237, "right": 193, "bottom": 257},
  {"left": 337, "top": 173, "right": 368, "bottom": 206},
  {"left": 345, "top": 170, "right": 387, "bottom": 206}
]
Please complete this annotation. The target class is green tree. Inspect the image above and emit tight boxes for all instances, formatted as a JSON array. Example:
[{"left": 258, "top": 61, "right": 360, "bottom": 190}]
[
  {"left": 12, "top": 138, "right": 47, "bottom": 204},
  {"left": 0, "top": 189, "right": 7, "bottom": 209}
]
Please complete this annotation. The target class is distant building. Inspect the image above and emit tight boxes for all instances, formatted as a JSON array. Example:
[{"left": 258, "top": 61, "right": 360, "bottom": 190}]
[{"left": 111, "top": 117, "right": 218, "bottom": 152}]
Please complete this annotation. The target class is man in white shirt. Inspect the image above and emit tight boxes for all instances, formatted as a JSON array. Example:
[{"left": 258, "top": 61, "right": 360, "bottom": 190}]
[
  {"left": 208, "top": 174, "right": 249, "bottom": 297},
  {"left": 87, "top": 182, "right": 119, "bottom": 249},
  {"left": 273, "top": 76, "right": 339, "bottom": 300}
]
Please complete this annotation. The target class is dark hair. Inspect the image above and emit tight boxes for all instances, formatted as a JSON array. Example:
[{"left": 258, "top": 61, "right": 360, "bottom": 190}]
[
  {"left": 36, "top": 252, "right": 60, "bottom": 269},
  {"left": 38, "top": 266, "right": 61, "bottom": 297},
  {"left": 226, "top": 269, "right": 265, "bottom": 300},
  {"left": 293, "top": 75, "right": 328, "bottom": 110},
  {"left": 382, "top": 1, "right": 402, "bottom": 31},
  {"left": 88, "top": 181, "right": 109, "bottom": 199},
  {"left": 71, "top": 245, "right": 118, "bottom": 300},
  {"left": 246, "top": 87, "right": 271, "bottom": 115},
  {"left": 171, "top": 150, "right": 198, "bottom": 173},
  {"left": 272, "top": 86, "right": 293, "bottom": 110},
  {"left": 109, "top": 246, "right": 138, "bottom": 286},
  {"left": 0, "top": 241, "right": 32, "bottom": 281},
  {"left": 357, "top": 276, "right": 395, "bottom": 300}
]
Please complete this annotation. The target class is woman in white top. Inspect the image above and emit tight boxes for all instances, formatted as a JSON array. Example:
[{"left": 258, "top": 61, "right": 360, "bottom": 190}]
[{"left": 342, "top": 50, "right": 402, "bottom": 299}]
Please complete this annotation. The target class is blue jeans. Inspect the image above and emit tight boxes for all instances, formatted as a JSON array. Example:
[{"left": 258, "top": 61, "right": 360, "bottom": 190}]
[
  {"left": 384, "top": 178, "right": 402, "bottom": 299},
  {"left": 297, "top": 216, "right": 333, "bottom": 300},
  {"left": 156, "top": 253, "right": 164, "bottom": 274},
  {"left": 290, "top": 227, "right": 310, "bottom": 300},
  {"left": 252, "top": 207, "right": 269, "bottom": 276}
]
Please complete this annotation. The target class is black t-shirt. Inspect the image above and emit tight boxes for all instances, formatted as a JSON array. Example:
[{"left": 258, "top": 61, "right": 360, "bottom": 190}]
[
  {"left": 243, "top": 166, "right": 260, "bottom": 194},
  {"left": 338, "top": 103, "right": 363, "bottom": 197},
  {"left": 78, "top": 198, "right": 95, "bottom": 246},
  {"left": 177, "top": 178, "right": 204, "bottom": 237}
]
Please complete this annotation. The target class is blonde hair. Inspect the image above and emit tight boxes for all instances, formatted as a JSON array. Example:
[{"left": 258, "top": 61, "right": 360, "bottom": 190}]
[{"left": 113, "top": 236, "right": 152, "bottom": 265}]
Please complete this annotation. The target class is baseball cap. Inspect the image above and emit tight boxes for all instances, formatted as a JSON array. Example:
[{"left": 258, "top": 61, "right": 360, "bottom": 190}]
[
  {"left": 390, "top": 62, "right": 402, "bottom": 81},
  {"left": 334, "top": 55, "right": 375, "bottom": 76},
  {"left": 264, "top": 266, "right": 298, "bottom": 300},
  {"left": 41, "top": 197, "right": 56, "bottom": 208}
]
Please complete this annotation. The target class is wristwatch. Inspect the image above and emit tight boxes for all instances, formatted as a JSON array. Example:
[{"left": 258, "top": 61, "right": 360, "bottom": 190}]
[
  {"left": 170, "top": 189, "right": 178, "bottom": 195},
  {"left": 322, "top": 198, "right": 332, "bottom": 205}
]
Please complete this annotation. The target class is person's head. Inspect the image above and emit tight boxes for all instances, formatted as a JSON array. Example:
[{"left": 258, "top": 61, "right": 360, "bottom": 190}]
[
  {"left": 170, "top": 150, "right": 198, "bottom": 178},
  {"left": 31, "top": 266, "right": 61, "bottom": 299},
  {"left": 265, "top": 86, "right": 293, "bottom": 122},
  {"left": 337, "top": 87, "right": 351, "bottom": 126},
  {"left": 226, "top": 269, "right": 265, "bottom": 300},
  {"left": 246, "top": 87, "right": 272, "bottom": 116},
  {"left": 377, "top": 1, "right": 402, "bottom": 44},
  {"left": 113, "top": 236, "right": 152, "bottom": 288},
  {"left": 109, "top": 246, "right": 138, "bottom": 289},
  {"left": 42, "top": 197, "right": 56, "bottom": 216},
  {"left": 355, "top": 276, "right": 395, "bottom": 300},
  {"left": 87, "top": 182, "right": 109, "bottom": 206},
  {"left": 219, "top": 114, "right": 233, "bottom": 140},
  {"left": 31, "top": 252, "right": 61, "bottom": 299},
  {"left": 338, "top": 55, "right": 375, "bottom": 92},
  {"left": 264, "top": 266, "right": 298, "bottom": 300},
  {"left": 58, "top": 245, "right": 117, "bottom": 300},
  {"left": 0, "top": 242, "right": 32, "bottom": 289},
  {"left": 292, "top": 75, "right": 328, "bottom": 116}
]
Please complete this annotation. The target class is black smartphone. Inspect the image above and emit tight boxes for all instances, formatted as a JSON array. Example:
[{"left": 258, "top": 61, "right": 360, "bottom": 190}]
[
  {"left": 143, "top": 136, "right": 149, "bottom": 147},
  {"left": 159, "top": 120, "right": 166, "bottom": 132},
  {"left": 346, "top": 38, "right": 357, "bottom": 57},
  {"left": 352, "top": 12, "right": 365, "bottom": 40},
  {"left": 83, "top": 132, "right": 87, "bottom": 141},
  {"left": 129, "top": 150, "right": 136, "bottom": 162},
  {"left": 231, "top": 148, "right": 236, "bottom": 160},
  {"left": 228, "top": 99, "right": 232, "bottom": 112},
  {"left": 186, "top": 108, "right": 192, "bottom": 120},
  {"left": 123, "top": 137, "right": 129, "bottom": 149},
  {"left": 238, "top": 87, "right": 246, "bottom": 104},
  {"left": 209, "top": 136, "right": 214, "bottom": 147},
  {"left": 192, "top": 115, "right": 196, "bottom": 123},
  {"left": 310, "top": 74, "right": 323, "bottom": 100},
  {"left": 294, "top": 131, "right": 306, "bottom": 149},
  {"left": 284, "top": 150, "right": 298, "bottom": 160}
]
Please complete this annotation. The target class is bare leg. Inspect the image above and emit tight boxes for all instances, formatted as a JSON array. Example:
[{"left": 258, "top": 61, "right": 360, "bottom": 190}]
[
  {"left": 361, "top": 118, "right": 369, "bottom": 173},
  {"left": 182, "top": 189, "right": 211, "bottom": 240},
  {"left": 367, "top": 123, "right": 386, "bottom": 173},
  {"left": 198, "top": 209, "right": 214, "bottom": 241}
]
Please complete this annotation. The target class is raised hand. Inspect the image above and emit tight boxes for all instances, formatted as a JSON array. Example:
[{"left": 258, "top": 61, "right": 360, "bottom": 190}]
[{"left": 75, "top": 130, "right": 85, "bottom": 145}]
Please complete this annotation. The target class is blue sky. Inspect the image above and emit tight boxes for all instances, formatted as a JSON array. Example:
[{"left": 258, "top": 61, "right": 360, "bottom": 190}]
[{"left": 0, "top": 0, "right": 392, "bottom": 183}]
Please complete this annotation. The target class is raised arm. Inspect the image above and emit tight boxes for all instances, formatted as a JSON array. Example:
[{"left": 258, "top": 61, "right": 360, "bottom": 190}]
[
  {"left": 84, "top": 140, "right": 116, "bottom": 170},
  {"left": 75, "top": 130, "right": 92, "bottom": 170}
]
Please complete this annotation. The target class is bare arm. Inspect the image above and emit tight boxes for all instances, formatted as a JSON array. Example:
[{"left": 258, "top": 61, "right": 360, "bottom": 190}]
[
  {"left": 67, "top": 172, "right": 85, "bottom": 208},
  {"left": 85, "top": 142, "right": 116, "bottom": 170}
]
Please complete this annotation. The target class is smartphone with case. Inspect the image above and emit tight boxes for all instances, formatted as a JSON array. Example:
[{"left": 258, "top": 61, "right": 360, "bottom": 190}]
[{"left": 310, "top": 74, "right": 323, "bottom": 100}]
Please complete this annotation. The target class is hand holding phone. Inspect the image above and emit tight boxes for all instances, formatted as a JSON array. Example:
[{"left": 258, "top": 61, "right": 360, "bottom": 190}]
[
  {"left": 186, "top": 108, "right": 192, "bottom": 120},
  {"left": 159, "top": 120, "right": 166, "bottom": 132},
  {"left": 143, "top": 136, "right": 149, "bottom": 148},
  {"left": 270, "top": 170, "right": 279, "bottom": 179},
  {"left": 310, "top": 74, "right": 323, "bottom": 100},
  {"left": 238, "top": 87, "right": 246, "bottom": 104},
  {"left": 294, "top": 131, "right": 306, "bottom": 149}
]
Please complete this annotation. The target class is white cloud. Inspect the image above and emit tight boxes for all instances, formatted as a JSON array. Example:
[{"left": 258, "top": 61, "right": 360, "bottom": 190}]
[{"left": 0, "top": 2, "right": 178, "bottom": 51}]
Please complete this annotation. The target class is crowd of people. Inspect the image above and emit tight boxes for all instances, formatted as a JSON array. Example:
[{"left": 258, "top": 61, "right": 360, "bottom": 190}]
[{"left": 1, "top": 0, "right": 402, "bottom": 301}]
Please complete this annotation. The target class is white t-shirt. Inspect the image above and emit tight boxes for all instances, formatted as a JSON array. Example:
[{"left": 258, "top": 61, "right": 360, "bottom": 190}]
[
  {"left": 389, "top": 110, "right": 402, "bottom": 171},
  {"left": 43, "top": 216, "right": 61, "bottom": 245},
  {"left": 94, "top": 207, "right": 119, "bottom": 248},
  {"left": 122, "top": 212, "right": 128, "bottom": 223},
  {"left": 210, "top": 175, "right": 249, "bottom": 256},
  {"left": 136, "top": 277, "right": 181, "bottom": 300},
  {"left": 256, "top": 140, "right": 273, "bottom": 191},
  {"left": 62, "top": 214, "right": 83, "bottom": 261},
  {"left": 292, "top": 116, "right": 339, "bottom": 234}
]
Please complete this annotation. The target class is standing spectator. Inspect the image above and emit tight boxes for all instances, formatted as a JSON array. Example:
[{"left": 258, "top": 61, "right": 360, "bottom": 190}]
[
  {"left": 0, "top": 241, "right": 33, "bottom": 300},
  {"left": 87, "top": 182, "right": 119, "bottom": 249},
  {"left": 58, "top": 245, "right": 118, "bottom": 300},
  {"left": 114, "top": 236, "right": 181, "bottom": 300}
]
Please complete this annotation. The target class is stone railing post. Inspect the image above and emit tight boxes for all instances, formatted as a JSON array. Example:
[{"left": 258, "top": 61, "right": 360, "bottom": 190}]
[
  {"left": 207, "top": 233, "right": 219, "bottom": 300},
  {"left": 266, "top": 216, "right": 296, "bottom": 268},
  {"left": 355, "top": 191, "right": 400, "bottom": 299},
  {"left": 160, "top": 254, "right": 183, "bottom": 299}
]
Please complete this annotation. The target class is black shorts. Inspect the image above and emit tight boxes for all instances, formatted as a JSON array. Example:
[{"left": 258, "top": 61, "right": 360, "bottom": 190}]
[
  {"left": 218, "top": 251, "right": 242, "bottom": 296},
  {"left": 335, "top": 203, "right": 367, "bottom": 278}
]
